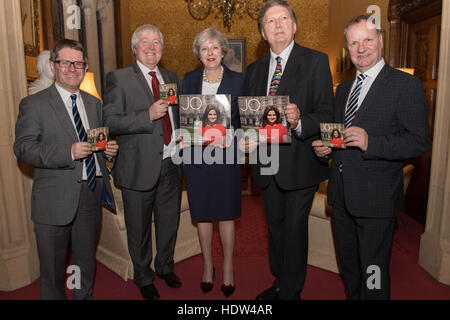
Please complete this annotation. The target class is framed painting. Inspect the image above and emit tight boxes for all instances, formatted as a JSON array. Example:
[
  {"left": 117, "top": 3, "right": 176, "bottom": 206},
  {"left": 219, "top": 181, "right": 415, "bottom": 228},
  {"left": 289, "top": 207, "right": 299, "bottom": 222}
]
[{"left": 224, "top": 38, "right": 246, "bottom": 74}]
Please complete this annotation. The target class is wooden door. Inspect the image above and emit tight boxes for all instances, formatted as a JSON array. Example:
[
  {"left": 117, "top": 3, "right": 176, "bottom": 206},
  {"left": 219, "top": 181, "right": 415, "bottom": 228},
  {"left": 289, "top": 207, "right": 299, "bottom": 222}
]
[
  {"left": 388, "top": 0, "right": 441, "bottom": 225},
  {"left": 404, "top": 15, "right": 440, "bottom": 224}
]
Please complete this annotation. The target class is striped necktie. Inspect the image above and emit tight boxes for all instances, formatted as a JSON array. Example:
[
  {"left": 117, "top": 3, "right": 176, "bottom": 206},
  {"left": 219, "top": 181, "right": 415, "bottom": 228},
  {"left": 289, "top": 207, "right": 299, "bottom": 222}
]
[
  {"left": 269, "top": 56, "right": 282, "bottom": 96},
  {"left": 344, "top": 73, "right": 367, "bottom": 128},
  {"left": 71, "top": 94, "right": 96, "bottom": 191}
]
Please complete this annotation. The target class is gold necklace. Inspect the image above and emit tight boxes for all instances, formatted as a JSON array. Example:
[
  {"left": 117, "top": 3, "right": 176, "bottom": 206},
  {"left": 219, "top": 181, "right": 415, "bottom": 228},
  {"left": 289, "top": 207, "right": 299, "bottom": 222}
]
[{"left": 203, "top": 66, "right": 223, "bottom": 84}]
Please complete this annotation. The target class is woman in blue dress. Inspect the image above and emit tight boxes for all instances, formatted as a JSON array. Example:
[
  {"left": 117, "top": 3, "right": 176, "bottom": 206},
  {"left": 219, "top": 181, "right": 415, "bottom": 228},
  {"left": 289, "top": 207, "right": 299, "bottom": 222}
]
[{"left": 182, "top": 27, "right": 244, "bottom": 298}]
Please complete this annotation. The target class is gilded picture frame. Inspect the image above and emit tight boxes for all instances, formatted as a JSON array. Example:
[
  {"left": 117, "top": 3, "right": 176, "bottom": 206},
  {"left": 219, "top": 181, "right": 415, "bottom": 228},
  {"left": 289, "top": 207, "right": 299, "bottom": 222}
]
[
  {"left": 21, "top": 0, "right": 40, "bottom": 57},
  {"left": 224, "top": 38, "right": 246, "bottom": 74}
]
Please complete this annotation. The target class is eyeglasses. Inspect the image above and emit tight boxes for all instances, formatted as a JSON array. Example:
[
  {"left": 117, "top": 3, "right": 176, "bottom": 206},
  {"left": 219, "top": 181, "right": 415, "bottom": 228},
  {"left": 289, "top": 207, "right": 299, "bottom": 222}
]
[
  {"left": 54, "top": 60, "right": 86, "bottom": 69},
  {"left": 263, "top": 15, "right": 291, "bottom": 28}
]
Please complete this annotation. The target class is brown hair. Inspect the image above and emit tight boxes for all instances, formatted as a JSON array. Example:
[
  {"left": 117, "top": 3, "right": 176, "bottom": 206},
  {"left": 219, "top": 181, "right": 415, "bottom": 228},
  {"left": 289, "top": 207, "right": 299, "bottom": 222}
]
[
  {"left": 202, "top": 104, "right": 223, "bottom": 126},
  {"left": 261, "top": 106, "right": 281, "bottom": 126},
  {"left": 50, "top": 39, "right": 87, "bottom": 62}
]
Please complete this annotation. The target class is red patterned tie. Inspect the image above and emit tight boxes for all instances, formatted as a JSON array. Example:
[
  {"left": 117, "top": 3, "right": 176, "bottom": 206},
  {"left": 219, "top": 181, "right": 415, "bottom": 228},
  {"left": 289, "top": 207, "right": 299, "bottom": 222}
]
[{"left": 149, "top": 71, "right": 172, "bottom": 145}]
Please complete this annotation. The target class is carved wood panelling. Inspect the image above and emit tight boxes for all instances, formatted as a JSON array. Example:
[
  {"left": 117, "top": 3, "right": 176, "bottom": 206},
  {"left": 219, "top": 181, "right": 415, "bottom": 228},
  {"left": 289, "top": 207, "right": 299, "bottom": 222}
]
[{"left": 388, "top": 0, "right": 442, "bottom": 225}]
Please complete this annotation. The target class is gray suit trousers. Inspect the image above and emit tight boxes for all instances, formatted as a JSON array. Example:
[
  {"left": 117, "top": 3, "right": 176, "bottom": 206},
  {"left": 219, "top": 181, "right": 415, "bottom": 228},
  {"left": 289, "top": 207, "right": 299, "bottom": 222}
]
[
  {"left": 34, "top": 178, "right": 103, "bottom": 300},
  {"left": 121, "top": 158, "right": 182, "bottom": 287}
]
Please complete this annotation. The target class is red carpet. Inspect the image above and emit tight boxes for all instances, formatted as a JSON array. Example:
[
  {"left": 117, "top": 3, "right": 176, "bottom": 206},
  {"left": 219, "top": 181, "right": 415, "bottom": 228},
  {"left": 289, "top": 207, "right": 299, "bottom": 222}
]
[{"left": 1, "top": 194, "right": 450, "bottom": 300}]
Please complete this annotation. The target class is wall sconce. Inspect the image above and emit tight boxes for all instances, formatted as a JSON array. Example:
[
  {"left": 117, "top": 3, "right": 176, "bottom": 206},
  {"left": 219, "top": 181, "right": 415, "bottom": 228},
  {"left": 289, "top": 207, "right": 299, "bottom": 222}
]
[
  {"left": 80, "top": 72, "right": 101, "bottom": 101},
  {"left": 396, "top": 68, "right": 415, "bottom": 75},
  {"left": 186, "top": 0, "right": 266, "bottom": 30}
]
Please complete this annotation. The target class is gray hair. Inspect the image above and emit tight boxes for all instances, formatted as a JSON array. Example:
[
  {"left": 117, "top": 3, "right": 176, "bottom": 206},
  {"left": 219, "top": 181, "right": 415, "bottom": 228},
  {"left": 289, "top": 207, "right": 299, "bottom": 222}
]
[
  {"left": 192, "top": 27, "right": 229, "bottom": 61},
  {"left": 344, "top": 15, "right": 381, "bottom": 42},
  {"left": 258, "top": 0, "right": 297, "bottom": 34},
  {"left": 131, "top": 24, "right": 165, "bottom": 56}
]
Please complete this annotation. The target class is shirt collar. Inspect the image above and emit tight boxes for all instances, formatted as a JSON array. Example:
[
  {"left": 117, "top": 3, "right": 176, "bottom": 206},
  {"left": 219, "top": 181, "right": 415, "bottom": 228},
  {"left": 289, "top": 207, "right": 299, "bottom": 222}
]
[
  {"left": 137, "top": 60, "right": 159, "bottom": 77},
  {"left": 55, "top": 82, "right": 80, "bottom": 103},
  {"left": 270, "top": 40, "right": 295, "bottom": 64},
  {"left": 357, "top": 58, "right": 385, "bottom": 80}
]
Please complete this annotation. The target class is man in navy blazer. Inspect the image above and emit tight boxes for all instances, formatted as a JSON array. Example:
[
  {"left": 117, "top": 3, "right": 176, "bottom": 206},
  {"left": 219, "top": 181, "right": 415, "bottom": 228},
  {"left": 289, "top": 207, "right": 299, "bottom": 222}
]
[
  {"left": 103, "top": 24, "right": 183, "bottom": 300},
  {"left": 313, "top": 15, "right": 430, "bottom": 299},
  {"left": 246, "top": 0, "right": 334, "bottom": 300}
]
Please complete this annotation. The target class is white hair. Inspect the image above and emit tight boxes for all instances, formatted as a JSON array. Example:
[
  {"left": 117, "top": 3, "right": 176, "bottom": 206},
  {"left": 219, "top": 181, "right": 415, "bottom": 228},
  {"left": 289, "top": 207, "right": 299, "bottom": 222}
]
[{"left": 131, "top": 24, "right": 164, "bottom": 56}]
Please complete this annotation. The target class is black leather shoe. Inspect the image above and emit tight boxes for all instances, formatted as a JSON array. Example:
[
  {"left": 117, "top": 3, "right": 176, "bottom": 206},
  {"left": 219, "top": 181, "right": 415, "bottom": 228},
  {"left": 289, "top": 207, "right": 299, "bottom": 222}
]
[
  {"left": 255, "top": 286, "right": 279, "bottom": 300},
  {"left": 158, "top": 272, "right": 182, "bottom": 288},
  {"left": 200, "top": 267, "right": 215, "bottom": 293},
  {"left": 139, "top": 283, "right": 160, "bottom": 300},
  {"left": 221, "top": 284, "right": 235, "bottom": 297}
]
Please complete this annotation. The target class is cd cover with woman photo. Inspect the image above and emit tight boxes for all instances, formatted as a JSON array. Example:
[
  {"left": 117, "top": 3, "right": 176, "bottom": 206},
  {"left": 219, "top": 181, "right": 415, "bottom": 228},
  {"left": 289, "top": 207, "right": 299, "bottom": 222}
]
[
  {"left": 238, "top": 96, "right": 291, "bottom": 143},
  {"left": 87, "top": 126, "right": 109, "bottom": 151},
  {"left": 160, "top": 83, "right": 178, "bottom": 105},
  {"left": 179, "top": 94, "right": 231, "bottom": 146},
  {"left": 320, "top": 123, "right": 346, "bottom": 149}
]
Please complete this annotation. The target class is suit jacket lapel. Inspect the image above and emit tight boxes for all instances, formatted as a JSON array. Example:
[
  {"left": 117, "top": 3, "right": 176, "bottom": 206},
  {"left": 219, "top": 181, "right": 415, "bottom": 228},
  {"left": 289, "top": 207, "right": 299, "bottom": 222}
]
[
  {"left": 132, "top": 62, "right": 154, "bottom": 103},
  {"left": 159, "top": 67, "right": 173, "bottom": 87},
  {"left": 254, "top": 55, "right": 270, "bottom": 95},
  {"left": 337, "top": 78, "right": 355, "bottom": 123},
  {"left": 276, "top": 43, "right": 304, "bottom": 96},
  {"left": 353, "top": 64, "right": 391, "bottom": 124},
  {"left": 80, "top": 91, "right": 99, "bottom": 128},
  {"left": 217, "top": 65, "right": 232, "bottom": 94},
  {"left": 48, "top": 84, "right": 79, "bottom": 142},
  {"left": 190, "top": 67, "right": 203, "bottom": 94}
]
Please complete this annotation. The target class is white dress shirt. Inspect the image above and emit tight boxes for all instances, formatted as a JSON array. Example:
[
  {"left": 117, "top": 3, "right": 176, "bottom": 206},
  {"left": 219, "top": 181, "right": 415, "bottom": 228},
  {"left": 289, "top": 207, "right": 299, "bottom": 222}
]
[
  {"left": 266, "top": 40, "right": 302, "bottom": 134},
  {"left": 346, "top": 59, "right": 386, "bottom": 111},
  {"left": 137, "top": 60, "right": 176, "bottom": 159},
  {"left": 266, "top": 40, "right": 295, "bottom": 95},
  {"left": 55, "top": 82, "right": 102, "bottom": 178}
]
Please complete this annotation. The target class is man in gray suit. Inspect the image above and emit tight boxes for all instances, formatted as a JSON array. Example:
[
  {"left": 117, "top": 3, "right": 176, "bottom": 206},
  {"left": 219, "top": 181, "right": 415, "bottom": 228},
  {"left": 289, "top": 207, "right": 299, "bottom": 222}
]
[
  {"left": 313, "top": 15, "right": 430, "bottom": 299},
  {"left": 103, "top": 24, "right": 183, "bottom": 300},
  {"left": 14, "top": 39, "right": 118, "bottom": 300}
]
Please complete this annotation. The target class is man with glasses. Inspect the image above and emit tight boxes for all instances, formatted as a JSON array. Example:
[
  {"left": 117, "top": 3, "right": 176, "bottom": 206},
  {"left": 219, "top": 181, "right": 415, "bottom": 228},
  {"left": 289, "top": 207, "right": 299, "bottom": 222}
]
[
  {"left": 245, "top": 0, "right": 333, "bottom": 300},
  {"left": 14, "top": 39, "right": 118, "bottom": 299}
]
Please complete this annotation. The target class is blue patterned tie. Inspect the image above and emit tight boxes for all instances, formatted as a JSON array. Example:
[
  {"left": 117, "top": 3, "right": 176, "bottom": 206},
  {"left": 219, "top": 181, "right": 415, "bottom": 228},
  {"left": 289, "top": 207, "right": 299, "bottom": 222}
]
[
  {"left": 269, "top": 56, "right": 283, "bottom": 96},
  {"left": 344, "top": 73, "right": 367, "bottom": 128},
  {"left": 71, "top": 94, "right": 96, "bottom": 191}
]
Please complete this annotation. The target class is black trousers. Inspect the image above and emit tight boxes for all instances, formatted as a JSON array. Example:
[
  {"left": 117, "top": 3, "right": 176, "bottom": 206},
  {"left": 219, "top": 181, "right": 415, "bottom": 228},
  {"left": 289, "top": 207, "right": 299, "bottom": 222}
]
[
  {"left": 261, "top": 177, "right": 317, "bottom": 300},
  {"left": 121, "top": 158, "right": 182, "bottom": 287},
  {"left": 34, "top": 178, "right": 103, "bottom": 300},
  {"left": 332, "top": 172, "right": 395, "bottom": 300}
]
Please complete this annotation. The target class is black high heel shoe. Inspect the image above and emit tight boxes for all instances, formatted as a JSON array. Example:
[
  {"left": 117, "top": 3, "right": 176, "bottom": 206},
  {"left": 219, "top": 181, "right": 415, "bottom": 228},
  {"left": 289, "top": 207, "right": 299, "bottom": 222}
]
[
  {"left": 221, "top": 270, "right": 235, "bottom": 297},
  {"left": 200, "top": 266, "right": 215, "bottom": 293},
  {"left": 221, "top": 283, "right": 235, "bottom": 297}
]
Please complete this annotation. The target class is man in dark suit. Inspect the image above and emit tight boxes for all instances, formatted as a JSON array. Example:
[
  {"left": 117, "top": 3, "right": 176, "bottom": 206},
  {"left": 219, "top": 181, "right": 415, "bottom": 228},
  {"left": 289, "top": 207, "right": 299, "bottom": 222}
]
[
  {"left": 103, "top": 24, "right": 183, "bottom": 300},
  {"left": 313, "top": 15, "right": 430, "bottom": 299},
  {"left": 246, "top": 0, "right": 334, "bottom": 300},
  {"left": 14, "top": 39, "right": 118, "bottom": 299}
]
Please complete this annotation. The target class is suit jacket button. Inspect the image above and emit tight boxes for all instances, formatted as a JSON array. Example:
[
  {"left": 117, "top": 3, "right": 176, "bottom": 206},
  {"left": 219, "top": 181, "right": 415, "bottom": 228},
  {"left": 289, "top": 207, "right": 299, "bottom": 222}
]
[{"left": 77, "top": 179, "right": 82, "bottom": 183}]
